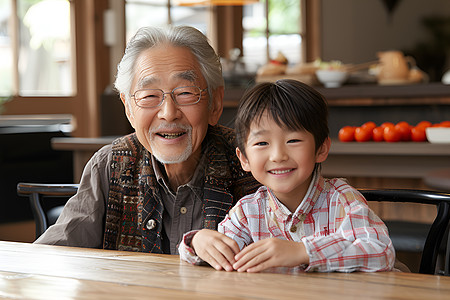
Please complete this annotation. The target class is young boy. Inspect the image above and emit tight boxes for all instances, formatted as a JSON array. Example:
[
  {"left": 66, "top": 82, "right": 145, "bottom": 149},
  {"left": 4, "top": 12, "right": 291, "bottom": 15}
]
[{"left": 179, "top": 79, "right": 395, "bottom": 273}]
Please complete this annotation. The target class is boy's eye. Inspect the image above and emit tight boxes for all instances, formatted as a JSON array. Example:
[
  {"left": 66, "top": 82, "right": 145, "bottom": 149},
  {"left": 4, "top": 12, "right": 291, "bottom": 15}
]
[
  {"left": 254, "top": 141, "right": 268, "bottom": 146},
  {"left": 287, "top": 139, "right": 301, "bottom": 143}
]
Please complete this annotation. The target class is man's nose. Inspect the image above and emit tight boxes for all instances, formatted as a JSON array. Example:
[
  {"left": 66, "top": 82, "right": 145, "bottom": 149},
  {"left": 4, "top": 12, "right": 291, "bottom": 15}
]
[{"left": 157, "top": 94, "right": 180, "bottom": 121}]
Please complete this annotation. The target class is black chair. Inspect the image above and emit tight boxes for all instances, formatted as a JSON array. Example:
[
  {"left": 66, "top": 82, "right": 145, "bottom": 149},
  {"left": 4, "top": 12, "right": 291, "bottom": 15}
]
[
  {"left": 17, "top": 183, "right": 79, "bottom": 239},
  {"left": 360, "top": 189, "right": 450, "bottom": 275}
]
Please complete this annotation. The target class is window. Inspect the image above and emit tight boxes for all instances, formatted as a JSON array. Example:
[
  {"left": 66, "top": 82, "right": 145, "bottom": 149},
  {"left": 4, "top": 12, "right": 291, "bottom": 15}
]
[
  {"left": 124, "top": 0, "right": 308, "bottom": 73},
  {"left": 242, "top": 0, "right": 303, "bottom": 71},
  {"left": 125, "top": 0, "right": 209, "bottom": 40},
  {"left": 0, "top": 0, "right": 74, "bottom": 97}
]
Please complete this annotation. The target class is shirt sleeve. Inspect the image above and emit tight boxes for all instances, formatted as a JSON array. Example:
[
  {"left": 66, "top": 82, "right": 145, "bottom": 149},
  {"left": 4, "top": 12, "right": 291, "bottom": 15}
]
[
  {"left": 178, "top": 230, "right": 204, "bottom": 265},
  {"left": 34, "top": 145, "right": 112, "bottom": 248},
  {"left": 178, "top": 201, "right": 254, "bottom": 265},
  {"left": 302, "top": 189, "right": 395, "bottom": 272},
  {"left": 217, "top": 202, "right": 254, "bottom": 251}
]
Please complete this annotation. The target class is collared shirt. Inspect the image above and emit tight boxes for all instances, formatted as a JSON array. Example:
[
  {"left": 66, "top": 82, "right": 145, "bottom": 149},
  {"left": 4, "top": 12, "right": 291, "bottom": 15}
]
[
  {"left": 179, "top": 172, "right": 395, "bottom": 273},
  {"left": 153, "top": 155, "right": 205, "bottom": 254}
]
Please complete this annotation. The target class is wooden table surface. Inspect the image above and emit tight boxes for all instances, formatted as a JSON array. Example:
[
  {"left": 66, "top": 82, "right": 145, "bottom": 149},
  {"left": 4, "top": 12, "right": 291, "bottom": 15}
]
[{"left": 1, "top": 241, "right": 449, "bottom": 300}]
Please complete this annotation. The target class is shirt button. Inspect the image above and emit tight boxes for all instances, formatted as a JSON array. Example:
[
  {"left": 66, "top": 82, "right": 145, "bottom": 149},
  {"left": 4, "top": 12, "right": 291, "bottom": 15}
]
[
  {"left": 290, "top": 226, "right": 297, "bottom": 233},
  {"left": 180, "top": 207, "right": 187, "bottom": 214},
  {"left": 146, "top": 219, "right": 156, "bottom": 230}
]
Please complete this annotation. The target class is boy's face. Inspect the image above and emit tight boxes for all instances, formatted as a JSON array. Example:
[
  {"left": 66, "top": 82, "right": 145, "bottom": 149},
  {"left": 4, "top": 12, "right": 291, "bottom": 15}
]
[{"left": 236, "top": 112, "right": 330, "bottom": 204}]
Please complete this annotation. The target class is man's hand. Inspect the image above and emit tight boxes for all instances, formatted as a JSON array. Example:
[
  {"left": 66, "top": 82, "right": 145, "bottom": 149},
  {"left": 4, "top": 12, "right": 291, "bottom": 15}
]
[
  {"left": 191, "top": 229, "right": 240, "bottom": 272},
  {"left": 233, "top": 238, "right": 309, "bottom": 273}
]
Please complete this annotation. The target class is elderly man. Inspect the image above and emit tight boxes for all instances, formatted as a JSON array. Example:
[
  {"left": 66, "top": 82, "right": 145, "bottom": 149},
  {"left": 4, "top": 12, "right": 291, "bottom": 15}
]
[{"left": 35, "top": 26, "right": 260, "bottom": 255}]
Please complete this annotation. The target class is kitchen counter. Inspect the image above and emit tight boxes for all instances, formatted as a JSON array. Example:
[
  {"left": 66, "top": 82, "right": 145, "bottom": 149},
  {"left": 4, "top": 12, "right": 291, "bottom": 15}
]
[
  {"left": 323, "top": 140, "right": 450, "bottom": 179},
  {"left": 51, "top": 137, "right": 448, "bottom": 223},
  {"left": 322, "top": 140, "right": 450, "bottom": 223}
]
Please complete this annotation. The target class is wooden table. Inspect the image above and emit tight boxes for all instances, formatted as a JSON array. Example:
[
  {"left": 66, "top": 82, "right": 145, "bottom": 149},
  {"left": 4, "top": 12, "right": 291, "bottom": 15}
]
[{"left": 0, "top": 241, "right": 449, "bottom": 299}]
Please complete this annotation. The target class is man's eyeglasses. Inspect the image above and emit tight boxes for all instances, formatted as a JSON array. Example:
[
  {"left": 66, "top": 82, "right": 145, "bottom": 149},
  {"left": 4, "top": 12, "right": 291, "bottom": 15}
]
[{"left": 131, "top": 86, "right": 208, "bottom": 108}]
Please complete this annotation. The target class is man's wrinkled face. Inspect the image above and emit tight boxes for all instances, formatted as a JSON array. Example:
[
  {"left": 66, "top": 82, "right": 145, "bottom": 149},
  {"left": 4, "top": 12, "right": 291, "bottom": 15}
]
[{"left": 122, "top": 45, "right": 222, "bottom": 165}]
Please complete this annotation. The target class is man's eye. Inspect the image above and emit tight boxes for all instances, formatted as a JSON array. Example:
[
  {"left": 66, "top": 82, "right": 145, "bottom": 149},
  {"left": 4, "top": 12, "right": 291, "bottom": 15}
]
[
  {"left": 143, "top": 93, "right": 159, "bottom": 99},
  {"left": 177, "top": 91, "right": 194, "bottom": 96}
]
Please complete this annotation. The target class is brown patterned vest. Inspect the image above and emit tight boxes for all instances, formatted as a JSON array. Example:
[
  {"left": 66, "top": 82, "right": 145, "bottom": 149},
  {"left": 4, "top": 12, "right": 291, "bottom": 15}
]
[{"left": 102, "top": 125, "right": 260, "bottom": 253}]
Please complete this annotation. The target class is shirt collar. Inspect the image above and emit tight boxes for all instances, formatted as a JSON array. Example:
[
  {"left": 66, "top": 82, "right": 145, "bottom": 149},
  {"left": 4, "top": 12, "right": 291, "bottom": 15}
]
[{"left": 267, "top": 170, "right": 322, "bottom": 218}]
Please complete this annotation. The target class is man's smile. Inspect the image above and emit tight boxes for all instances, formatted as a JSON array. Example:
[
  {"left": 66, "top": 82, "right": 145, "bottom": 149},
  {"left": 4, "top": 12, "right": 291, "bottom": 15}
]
[{"left": 157, "top": 132, "right": 186, "bottom": 139}]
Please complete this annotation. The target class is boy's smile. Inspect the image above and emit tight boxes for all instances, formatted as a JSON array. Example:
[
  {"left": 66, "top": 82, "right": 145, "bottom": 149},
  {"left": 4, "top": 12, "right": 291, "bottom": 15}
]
[{"left": 236, "top": 112, "right": 329, "bottom": 212}]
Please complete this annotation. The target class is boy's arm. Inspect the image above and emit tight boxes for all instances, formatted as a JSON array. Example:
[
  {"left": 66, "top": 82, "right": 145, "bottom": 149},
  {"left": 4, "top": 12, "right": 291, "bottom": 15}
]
[
  {"left": 232, "top": 238, "right": 309, "bottom": 272},
  {"left": 178, "top": 197, "right": 255, "bottom": 271},
  {"left": 178, "top": 229, "right": 240, "bottom": 271},
  {"left": 302, "top": 191, "right": 395, "bottom": 272}
]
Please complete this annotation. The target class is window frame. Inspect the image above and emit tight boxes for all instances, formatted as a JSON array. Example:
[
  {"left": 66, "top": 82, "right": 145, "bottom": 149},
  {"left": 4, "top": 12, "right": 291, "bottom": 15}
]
[{"left": 2, "top": 0, "right": 112, "bottom": 138}]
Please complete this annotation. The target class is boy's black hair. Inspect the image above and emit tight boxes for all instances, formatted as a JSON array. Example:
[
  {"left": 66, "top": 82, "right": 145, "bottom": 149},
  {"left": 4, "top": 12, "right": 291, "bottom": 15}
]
[{"left": 235, "top": 79, "right": 329, "bottom": 157}]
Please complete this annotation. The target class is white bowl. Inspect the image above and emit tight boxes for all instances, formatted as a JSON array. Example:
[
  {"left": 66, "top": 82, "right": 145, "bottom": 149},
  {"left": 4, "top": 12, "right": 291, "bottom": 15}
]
[
  {"left": 315, "top": 70, "right": 348, "bottom": 88},
  {"left": 426, "top": 127, "right": 450, "bottom": 143}
]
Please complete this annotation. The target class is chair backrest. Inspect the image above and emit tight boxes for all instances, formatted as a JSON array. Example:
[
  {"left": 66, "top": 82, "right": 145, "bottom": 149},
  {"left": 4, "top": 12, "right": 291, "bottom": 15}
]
[
  {"left": 360, "top": 189, "right": 450, "bottom": 275},
  {"left": 17, "top": 183, "right": 79, "bottom": 239}
]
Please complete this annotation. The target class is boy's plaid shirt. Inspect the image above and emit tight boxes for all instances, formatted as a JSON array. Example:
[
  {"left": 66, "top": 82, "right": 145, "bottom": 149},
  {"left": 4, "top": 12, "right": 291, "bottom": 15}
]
[{"left": 180, "top": 173, "right": 395, "bottom": 272}]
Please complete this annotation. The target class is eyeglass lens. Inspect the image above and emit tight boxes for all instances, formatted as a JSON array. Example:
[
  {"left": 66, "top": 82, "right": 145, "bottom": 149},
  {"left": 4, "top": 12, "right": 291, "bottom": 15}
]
[{"left": 134, "top": 86, "right": 202, "bottom": 107}]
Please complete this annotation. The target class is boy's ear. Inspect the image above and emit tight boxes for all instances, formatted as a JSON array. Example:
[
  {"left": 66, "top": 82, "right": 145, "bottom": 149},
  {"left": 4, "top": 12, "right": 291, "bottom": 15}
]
[
  {"left": 236, "top": 147, "right": 251, "bottom": 172},
  {"left": 315, "top": 137, "right": 331, "bottom": 163},
  {"left": 120, "top": 93, "right": 135, "bottom": 129}
]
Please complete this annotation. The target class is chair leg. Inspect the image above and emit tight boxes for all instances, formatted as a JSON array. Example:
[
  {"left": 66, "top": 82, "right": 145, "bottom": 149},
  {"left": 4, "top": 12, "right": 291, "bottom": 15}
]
[
  {"left": 29, "top": 193, "right": 47, "bottom": 239},
  {"left": 445, "top": 225, "right": 450, "bottom": 276},
  {"left": 420, "top": 202, "right": 450, "bottom": 275}
]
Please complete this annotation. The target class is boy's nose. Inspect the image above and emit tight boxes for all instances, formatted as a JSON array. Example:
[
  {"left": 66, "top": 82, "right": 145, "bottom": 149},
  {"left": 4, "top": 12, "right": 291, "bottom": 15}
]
[{"left": 270, "top": 145, "right": 288, "bottom": 162}]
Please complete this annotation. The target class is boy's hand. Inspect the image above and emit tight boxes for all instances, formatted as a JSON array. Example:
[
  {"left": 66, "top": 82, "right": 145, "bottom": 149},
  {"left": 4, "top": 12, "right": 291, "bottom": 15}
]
[
  {"left": 191, "top": 229, "right": 240, "bottom": 272},
  {"left": 233, "top": 238, "right": 309, "bottom": 272}
]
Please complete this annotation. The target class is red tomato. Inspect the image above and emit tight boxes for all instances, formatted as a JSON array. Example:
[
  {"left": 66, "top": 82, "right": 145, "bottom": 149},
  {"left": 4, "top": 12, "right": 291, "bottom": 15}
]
[
  {"left": 383, "top": 125, "right": 401, "bottom": 142},
  {"left": 372, "top": 126, "right": 384, "bottom": 142},
  {"left": 438, "top": 121, "right": 450, "bottom": 127},
  {"left": 411, "top": 126, "right": 427, "bottom": 142},
  {"left": 362, "top": 121, "right": 377, "bottom": 132},
  {"left": 381, "top": 122, "right": 395, "bottom": 129},
  {"left": 395, "top": 121, "right": 412, "bottom": 141},
  {"left": 355, "top": 126, "right": 373, "bottom": 142},
  {"left": 338, "top": 126, "right": 356, "bottom": 142},
  {"left": 416, "top": 120, "right": 432, "bottom": 128}
]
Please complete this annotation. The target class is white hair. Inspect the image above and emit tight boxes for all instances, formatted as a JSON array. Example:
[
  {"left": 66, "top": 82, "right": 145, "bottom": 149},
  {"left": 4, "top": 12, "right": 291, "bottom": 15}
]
[{"left": 114, "top": 25, "right": 224, "bottom": 106}]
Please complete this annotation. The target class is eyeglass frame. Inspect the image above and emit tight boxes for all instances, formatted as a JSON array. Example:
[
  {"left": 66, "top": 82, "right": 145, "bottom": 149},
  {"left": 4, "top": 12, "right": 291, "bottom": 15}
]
[{"left": 130, "top": 86, "right": 208, "bottom": 108}]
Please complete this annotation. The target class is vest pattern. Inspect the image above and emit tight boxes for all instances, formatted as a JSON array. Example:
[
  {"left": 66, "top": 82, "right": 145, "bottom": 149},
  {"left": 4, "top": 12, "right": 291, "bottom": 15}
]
[{"left": 103, "top": 125, "right": 260, "bottom": 253}]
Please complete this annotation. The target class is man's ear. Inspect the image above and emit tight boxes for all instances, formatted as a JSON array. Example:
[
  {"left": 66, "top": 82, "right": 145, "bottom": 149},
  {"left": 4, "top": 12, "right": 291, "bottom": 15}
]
[
  {"left": 315, "top": 137, "right": 331, "bottom": 163},
  {"left": 208, "top": 86, "right": 224, "bottom": 126},
  {"left": 236, "top": 147, "right": 251, "bottom": 172},
  {"left": 120, "top": 93, "right": 135, "bottom": 129}
]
